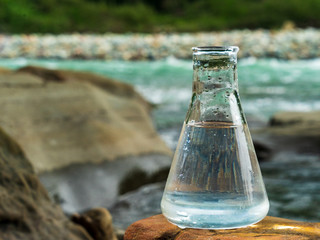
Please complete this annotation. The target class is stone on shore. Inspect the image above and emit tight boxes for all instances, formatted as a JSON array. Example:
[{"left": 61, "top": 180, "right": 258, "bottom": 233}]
[
  {"left": 250, "top": 110, "right": 320, "bottom": 159},
  {"left": 0, "top": 66, "right": 171, "bottom": 173},
  {"left": 1, "top": 29, "right": 320, "bottom": 60},
  {"left": 109, "top": 182, "right": 165, "bottom": 230},
  {"left": 72, "top": 208, "right": 117, "bottom": 240},
  {"left": 0, "top": 127, "right": 94, "bottom": 240},
  {"left": 124, "top": 214, "right": 320, "bottom": 240},
  {"left": 269, "top": 111, "right": 320, "bottom": 137}
]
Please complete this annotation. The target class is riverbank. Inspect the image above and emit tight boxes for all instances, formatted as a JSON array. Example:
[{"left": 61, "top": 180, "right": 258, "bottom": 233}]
[{"left": 1, "top": 28, "right": 320, "bottom": 60}]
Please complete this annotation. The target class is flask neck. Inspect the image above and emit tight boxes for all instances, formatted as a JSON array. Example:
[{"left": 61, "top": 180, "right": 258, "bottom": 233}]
[
  {"left": 192, "top": 46, "right": 239, "bottom": 90},
  {"left": 186, "top": 46, "right": 244, "bottom": 125}
]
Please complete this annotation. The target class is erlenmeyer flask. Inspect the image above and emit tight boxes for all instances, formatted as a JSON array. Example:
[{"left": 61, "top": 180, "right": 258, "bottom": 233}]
[{"left": 161, "top": 46, "right": 269, "bottom": 229}]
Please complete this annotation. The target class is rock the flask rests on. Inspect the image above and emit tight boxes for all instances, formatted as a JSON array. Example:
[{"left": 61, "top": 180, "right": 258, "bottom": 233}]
[{"left": 161, "top": 46, "right": 269, "bottom": 229}]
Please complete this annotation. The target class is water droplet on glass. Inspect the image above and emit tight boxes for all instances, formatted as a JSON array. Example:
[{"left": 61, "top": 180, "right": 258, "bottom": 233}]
[{"left": 208, "top": 76, "right": 211, "bottom": 80}]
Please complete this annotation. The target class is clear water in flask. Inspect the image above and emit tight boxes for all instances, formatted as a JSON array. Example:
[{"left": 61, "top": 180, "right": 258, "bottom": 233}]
[{"left": 161, "top": 121, "right": 269, "bottom": 229}]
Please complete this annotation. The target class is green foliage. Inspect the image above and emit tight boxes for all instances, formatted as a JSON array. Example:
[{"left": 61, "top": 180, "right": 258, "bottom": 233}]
[{"left": 0, "top": 0, "right": 319, "bottom": 33}]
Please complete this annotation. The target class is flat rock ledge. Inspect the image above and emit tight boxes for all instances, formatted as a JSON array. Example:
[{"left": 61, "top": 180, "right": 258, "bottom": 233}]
[{"left": 124, "top": 214, "right": 320, "bottom": 240}]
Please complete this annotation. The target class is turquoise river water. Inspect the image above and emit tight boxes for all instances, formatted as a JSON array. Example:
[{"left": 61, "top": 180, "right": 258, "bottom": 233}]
[{"left": 0, "top": 57, "right": 320, "bottom": 128}]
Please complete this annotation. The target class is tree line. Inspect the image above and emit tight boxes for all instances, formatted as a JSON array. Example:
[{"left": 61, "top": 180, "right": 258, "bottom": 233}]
[{"left": 0, "top": 0, "right": 319, "bottom": 33}]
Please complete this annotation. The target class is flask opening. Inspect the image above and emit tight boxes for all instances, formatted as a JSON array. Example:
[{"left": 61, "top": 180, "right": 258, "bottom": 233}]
[{"left": 193, "top": 46, "right": 239, "bottom": 52}]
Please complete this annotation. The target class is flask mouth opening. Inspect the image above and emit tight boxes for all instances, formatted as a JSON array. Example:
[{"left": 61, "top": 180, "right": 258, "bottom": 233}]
[
  {"left": 192, "top": 46, "right": 239, "bottom": 55},
  {"left": 193, "top": 46, "right": 239, "bottom": 52}
]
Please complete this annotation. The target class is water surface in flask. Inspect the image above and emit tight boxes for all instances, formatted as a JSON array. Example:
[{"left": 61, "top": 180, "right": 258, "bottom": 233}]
[{"left": 161, "top": 121, "right": 269, "bottom": 229}]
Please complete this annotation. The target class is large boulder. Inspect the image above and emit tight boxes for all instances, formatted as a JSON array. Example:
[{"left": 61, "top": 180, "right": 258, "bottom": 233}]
[
  {"left": 0, "top": 127, "right": 94, "bottom": 239},
  {"left": 269, "top": 111, "right": 320, "bottom": 137},
  {"left": 0, "top": 66, "right": 171, "bottom": 173},
  {"left": 248, "top": 111, "right": 320, "bottom": 159},
  {"left": 262, "top": 111, "right": 320, "bottom": 156}
]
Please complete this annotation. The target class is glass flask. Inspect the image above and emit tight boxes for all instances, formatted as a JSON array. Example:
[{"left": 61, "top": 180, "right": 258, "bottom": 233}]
[{"left": 161, "top": 46, "right": 269, "bottom": 229}]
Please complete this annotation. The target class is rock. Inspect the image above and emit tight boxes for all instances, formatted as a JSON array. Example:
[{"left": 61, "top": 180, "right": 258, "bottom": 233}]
[
  {"left": 0, "top": 127, "right": 93, "bottom": 240},
  {"left": 248, "top": 111, "right": 320, "bottom": 161},
  {"left": 124, "top": 214, "right": 320, "bottom": 240},
  {"left": 72, "top": 208, "right": 117, "bottom": 240},
  {"left": 18, "top": 66, "right": 66, "bottom": 83},
  {"left": 114, "top": 228, "right": 125, "bottom": 240},
  {"left": 109, "top": 182, "right": 165, "bottom": 230},
  {"left": 39, "top": 155, "right": 171, "bottom": 213},
  {"left": 258, "top": 111, "right": 320, "bottom": 157},
  {"left": 0, "top": 67, "right": 11, "bottom": 74},
  {"left": 17, "top": 66, "right": 151, "bottom": 108},
  {"left": 253, "top": 140, "right": 272, "bottom": 162},
  {"left": 268, "top": 111, "right": 320, "bottom": 137},
  {"left": 118, "top": 166, "right": 169, "bottom": 195},
  {"left": 0, "top": 66, "right": 171, "bottom": 173}
]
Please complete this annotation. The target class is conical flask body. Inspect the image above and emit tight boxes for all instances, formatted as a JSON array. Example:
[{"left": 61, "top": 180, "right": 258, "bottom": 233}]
[{"left": 161, "top": 46, "right": 269, "bottom": 229}]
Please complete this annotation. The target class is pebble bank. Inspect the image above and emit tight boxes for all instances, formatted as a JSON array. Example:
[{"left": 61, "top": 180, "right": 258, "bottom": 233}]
[{"left": 0, "top": 28, "right": 319, "bottom": 60}]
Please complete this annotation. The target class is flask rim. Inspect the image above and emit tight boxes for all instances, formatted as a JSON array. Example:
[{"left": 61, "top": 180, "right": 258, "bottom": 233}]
[
  {"left": 192, "top": 46, "right": 239, "bottom": 54},
  {"left": 192, "top": 46, "right": 239, "bottom": 52}
]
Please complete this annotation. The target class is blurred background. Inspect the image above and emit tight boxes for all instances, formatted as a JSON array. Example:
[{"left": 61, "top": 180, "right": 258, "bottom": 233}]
[
  {"left": 0, "top": 0, "right": 320, "bottom": 33},
  {"left": 0, "top": 0, "right": 319, "bottom": 238}
]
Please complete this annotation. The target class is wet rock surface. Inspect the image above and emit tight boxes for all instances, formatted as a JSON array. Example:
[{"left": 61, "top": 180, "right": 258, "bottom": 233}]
[
  {"left": 0, "top": 127, "right": 94, "bottom": 240},
  {"left": 0, "top": 66, "right": 171, "bottom": 173},
  {"left": 124, "top": 214, "right": 320, "bottom": 240},
  {"left": 39, "top": 155, "right": 171, "bottom": 213},
  {"left": 109, "top": 182, "right": 165, "bottom": 230}
]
